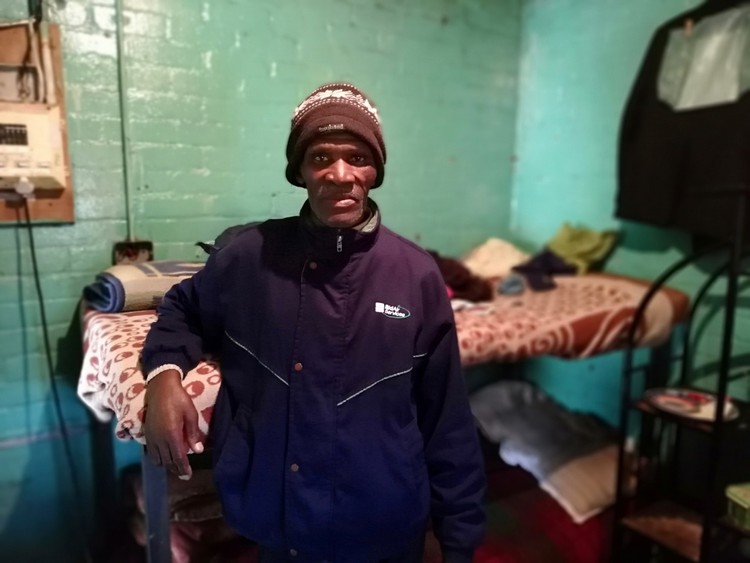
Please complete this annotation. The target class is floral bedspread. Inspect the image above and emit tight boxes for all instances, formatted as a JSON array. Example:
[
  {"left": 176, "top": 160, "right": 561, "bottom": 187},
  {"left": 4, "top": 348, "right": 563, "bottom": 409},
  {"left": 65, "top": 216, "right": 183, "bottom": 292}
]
[{"left": 455, "top": 274, "right": 688, "bottom": 366}]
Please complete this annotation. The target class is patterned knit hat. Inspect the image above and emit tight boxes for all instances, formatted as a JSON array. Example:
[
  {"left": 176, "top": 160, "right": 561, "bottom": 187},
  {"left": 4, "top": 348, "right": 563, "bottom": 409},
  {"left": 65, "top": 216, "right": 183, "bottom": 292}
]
[{"left": 285, "top": 82, "right": 386, "bottom": 188}]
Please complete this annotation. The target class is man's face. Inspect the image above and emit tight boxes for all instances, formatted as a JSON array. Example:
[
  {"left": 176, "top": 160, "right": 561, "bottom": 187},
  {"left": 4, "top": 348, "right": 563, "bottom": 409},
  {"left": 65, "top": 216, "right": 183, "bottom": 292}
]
[{"left": 298, "top": 134, "right": 377, "bottom": 228}]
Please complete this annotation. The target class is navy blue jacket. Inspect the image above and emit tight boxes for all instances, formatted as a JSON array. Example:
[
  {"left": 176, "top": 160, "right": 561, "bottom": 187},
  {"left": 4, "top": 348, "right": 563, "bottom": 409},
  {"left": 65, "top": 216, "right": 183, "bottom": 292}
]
[{"left": 142, "top": 203, "right": 486, "bottom": 562}]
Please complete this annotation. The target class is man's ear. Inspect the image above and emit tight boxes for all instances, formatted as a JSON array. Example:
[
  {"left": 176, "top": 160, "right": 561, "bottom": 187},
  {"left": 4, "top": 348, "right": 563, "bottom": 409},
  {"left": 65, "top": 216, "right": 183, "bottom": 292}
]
[{"left": 296, "top": 174, "right": 304, "bottom": 185}]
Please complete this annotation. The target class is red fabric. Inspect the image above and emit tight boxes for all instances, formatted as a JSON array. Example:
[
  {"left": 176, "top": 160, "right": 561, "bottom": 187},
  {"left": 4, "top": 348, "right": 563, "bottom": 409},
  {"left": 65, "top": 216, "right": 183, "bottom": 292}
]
[
  {"left": 424, "top": 469, "right": 610, "bottom": 563},
  {"left": 424, "top": 437, "right": 611, "bottom": 563},
  {"left": 473, "top": 488, "right": 611, "bottom": 563}
]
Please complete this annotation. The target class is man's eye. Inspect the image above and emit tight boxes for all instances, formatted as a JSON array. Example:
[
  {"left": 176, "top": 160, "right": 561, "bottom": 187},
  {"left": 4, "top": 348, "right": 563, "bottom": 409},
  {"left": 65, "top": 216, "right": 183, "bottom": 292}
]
[
  {"left": 349, "top": 155, "right": 368, "bottom": 165},
  {"left": 312, "top": 154, "right": 328, "bottom": 163}
]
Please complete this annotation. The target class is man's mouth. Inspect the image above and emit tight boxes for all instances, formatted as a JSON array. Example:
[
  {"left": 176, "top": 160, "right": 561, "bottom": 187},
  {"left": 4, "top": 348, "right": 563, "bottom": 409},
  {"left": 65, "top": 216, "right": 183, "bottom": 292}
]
[{"left": 330, "top": 197, "right": 357, "bottom": 208}]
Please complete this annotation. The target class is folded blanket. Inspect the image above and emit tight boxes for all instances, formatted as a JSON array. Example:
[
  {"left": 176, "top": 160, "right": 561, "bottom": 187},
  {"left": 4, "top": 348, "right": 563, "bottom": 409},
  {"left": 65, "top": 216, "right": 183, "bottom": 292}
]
[{"left": 83, "top": 261, "right": 204, "bottom": 313}]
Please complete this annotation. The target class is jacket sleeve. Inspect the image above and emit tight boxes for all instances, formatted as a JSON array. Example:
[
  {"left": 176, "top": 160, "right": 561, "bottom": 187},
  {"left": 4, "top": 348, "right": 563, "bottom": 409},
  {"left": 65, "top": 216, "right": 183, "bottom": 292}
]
[
  {"left": 414, "top": 269, "right": 486, "bottom": 559},
  {"left": 141, "top": 253, "right": 222, "bottom": 378}
]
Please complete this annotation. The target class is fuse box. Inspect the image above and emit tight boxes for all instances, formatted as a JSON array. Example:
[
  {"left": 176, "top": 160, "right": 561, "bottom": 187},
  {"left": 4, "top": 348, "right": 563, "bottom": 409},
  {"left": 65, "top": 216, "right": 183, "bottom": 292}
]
[{"left": 0, "top": 102, "right": 67, "bottom": 192}]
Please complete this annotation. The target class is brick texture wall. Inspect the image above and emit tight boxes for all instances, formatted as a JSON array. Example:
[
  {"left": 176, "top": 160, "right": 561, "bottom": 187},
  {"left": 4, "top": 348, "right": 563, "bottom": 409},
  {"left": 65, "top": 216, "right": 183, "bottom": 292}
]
[{"left": 0, "top": 0, "right": 521, "bottom": 559}]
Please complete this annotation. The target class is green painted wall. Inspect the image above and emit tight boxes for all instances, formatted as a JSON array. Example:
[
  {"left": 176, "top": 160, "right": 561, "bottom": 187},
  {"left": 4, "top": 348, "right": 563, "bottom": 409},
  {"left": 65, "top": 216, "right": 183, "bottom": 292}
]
[
  {"left": 513, "top": 0, "right": 697, "bottom": 261},
  {"left": 12, "top": 0, "right": 746, "bottom": 558},
  {"left": 0, "top": 0, "right": 522, "bottom": 559},
  {"left": 513, "top": 0, "right": 750, "bottom": 420}
]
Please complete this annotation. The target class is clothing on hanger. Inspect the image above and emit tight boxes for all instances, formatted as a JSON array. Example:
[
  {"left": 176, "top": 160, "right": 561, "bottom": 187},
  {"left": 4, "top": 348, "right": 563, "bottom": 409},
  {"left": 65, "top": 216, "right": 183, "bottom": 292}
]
[{"left": 616, "top": 2, "right": 750, "bottom": 241}]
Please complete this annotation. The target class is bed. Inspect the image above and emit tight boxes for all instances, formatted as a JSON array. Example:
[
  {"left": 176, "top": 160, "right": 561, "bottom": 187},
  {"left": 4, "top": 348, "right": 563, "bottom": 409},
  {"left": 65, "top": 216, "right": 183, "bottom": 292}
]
[
  {"left": 79, "top": 272, "right": 688, "bottom": 443},
  {"left": 77, "top": 272, "right": 688, "bottom": 562}
]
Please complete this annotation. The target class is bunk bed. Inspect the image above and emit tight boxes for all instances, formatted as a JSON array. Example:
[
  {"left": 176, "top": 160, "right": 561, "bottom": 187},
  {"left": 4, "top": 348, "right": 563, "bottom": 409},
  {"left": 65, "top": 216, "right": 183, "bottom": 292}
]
[{"left": 78, "top": 269, "right": 689, "bottom": 562}]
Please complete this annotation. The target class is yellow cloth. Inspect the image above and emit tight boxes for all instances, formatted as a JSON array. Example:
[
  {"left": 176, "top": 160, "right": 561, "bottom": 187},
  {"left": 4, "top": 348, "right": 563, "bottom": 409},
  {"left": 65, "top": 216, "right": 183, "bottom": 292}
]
[{"left": 547, "top": 224, "right": 617, "bottom": 274}]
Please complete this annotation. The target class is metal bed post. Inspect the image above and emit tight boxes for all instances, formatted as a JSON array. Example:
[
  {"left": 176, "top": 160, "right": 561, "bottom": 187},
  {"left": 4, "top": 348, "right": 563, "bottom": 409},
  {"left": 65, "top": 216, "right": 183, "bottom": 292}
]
[{"left": 141, "top": 447, "right": 171, "bottom": 563}]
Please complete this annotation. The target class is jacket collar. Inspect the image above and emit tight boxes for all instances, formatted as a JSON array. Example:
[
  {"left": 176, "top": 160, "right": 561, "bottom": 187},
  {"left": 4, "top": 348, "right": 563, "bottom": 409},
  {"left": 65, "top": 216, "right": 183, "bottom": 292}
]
[{"left": 299, "top": 198, "right": 380, "bottom": 260}]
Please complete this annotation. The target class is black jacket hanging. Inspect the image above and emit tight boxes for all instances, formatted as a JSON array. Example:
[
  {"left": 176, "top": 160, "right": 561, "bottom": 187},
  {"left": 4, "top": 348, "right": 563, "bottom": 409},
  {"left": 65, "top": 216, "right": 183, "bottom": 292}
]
[{"left": 616, "top": 1, "right": 750, "bottom": 241}]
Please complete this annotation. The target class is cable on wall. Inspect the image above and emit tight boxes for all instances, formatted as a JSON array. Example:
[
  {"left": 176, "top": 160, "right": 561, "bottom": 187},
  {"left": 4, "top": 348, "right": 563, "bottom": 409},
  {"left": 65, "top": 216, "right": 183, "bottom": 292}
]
[
  {"left": 114, "top": 0, "right": 135, "bottom": 241},
  {"left": 26, "top": 0, "right": 42, "bottom": 21},
  {"left": 38, "top": 0, "right": 57, "bottom": 106},
  {"left": 21, "top": 199, "right": 93, "bottom": 563},
  {"left": 9, "top": 4, "right": 93, "bottom": 560}
]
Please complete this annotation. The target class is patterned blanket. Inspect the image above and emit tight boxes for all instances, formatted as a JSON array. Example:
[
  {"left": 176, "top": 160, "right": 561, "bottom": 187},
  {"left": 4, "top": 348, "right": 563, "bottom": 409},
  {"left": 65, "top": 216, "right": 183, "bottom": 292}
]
[{"left": 456, "top": 273, "right": 688, "bottom": 366}]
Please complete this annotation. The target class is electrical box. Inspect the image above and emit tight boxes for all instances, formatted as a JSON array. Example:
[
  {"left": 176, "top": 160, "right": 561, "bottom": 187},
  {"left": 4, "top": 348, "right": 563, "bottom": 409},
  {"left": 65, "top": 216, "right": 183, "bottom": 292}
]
[{"left": 0, "top": 102, "right": 67, "bottom": 192}]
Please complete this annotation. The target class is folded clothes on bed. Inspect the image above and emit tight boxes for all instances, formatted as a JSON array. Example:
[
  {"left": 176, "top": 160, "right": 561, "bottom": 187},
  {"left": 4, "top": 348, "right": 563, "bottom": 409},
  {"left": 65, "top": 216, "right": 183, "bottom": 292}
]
[{"left": 83, "top": 260, "right": 205, "bottom": 313}]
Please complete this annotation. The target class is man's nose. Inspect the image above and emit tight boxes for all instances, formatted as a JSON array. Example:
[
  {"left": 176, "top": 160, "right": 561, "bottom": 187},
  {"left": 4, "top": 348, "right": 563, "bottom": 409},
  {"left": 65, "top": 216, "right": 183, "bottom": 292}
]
[{"left": 326, "top": 159, "right": 354, "bottom": 184}]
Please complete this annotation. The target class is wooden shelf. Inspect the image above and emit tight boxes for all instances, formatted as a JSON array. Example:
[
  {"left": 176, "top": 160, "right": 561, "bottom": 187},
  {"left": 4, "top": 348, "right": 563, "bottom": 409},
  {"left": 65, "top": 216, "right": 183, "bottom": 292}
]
[
  {"left": 621, "top": 500, "right": 703, "bottom": 562},
  {"left": 620, "top": 501, "right": 746, "bottom": 561}
]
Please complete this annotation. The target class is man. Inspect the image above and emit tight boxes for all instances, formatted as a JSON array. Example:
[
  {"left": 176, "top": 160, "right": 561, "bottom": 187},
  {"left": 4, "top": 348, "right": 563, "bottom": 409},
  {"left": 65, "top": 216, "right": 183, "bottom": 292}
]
[{"left": 141, "top": 83, "right": 486, "bottom": 563}]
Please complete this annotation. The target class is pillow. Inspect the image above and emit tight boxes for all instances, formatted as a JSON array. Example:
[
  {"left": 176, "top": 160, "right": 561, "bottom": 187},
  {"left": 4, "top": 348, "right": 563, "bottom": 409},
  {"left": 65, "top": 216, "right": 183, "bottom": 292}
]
[
  {"left": 469, "top": 381, "right": 619, "bottom": 523},
  {"left": 461, "top": 237, "right": 529, "bottom": 279}
]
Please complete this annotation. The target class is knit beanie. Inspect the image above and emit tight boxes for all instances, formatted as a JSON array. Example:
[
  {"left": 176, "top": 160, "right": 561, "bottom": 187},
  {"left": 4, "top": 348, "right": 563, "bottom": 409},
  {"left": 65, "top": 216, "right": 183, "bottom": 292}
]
[{"left": 285, "top": 83, "right": 386, "bottom": 188}]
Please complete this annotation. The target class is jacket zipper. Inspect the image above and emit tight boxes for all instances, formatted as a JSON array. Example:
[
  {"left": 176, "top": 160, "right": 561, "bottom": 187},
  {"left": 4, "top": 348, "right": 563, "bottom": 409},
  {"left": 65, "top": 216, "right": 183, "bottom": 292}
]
[{"left": 337, "top": 231, "right": 343, "bottom": 253}]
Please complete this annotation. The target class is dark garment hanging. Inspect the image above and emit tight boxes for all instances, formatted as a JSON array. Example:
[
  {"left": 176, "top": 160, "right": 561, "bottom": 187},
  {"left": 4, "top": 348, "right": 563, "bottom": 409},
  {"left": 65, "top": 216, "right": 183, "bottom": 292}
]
[{"left": 616, "top": 1, "right": 750, "bottom": 241}]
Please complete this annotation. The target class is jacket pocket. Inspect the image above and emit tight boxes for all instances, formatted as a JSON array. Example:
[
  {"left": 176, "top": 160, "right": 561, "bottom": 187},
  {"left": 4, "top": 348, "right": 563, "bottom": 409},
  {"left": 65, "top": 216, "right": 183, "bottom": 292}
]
[{"left": 213, "top": 404, "right": 254, "bottom": 500}]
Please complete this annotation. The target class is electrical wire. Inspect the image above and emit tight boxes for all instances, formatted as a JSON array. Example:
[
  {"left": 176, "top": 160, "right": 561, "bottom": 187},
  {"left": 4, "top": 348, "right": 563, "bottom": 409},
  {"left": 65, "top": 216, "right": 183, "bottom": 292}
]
[
  {"left": 114, "top": 0, "right": 135, "bottom": 241},
  {"left": 38, "top": 0, "right": 56, "bottom": 106},
  {"left": 27, "top": 0, "right": 42, "bottom": 22},
  {"left": 16, "top": 24, "right": 34, "bottom": 102},
  {"left": 27, "top": 19, "right": 45, "bottom": 103},
  {"left": 18, "top": 1, "right": 91, "bottom": 560},
  {"left": 22, "top": 200, "right": 93, "bottom": 563}
]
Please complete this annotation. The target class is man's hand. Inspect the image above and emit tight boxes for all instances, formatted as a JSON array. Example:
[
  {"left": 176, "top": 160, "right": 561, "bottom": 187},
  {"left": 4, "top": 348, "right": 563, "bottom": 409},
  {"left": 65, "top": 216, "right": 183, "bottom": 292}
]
[{"left": 143, "top": 370, "right": 204, "bottom": 480}]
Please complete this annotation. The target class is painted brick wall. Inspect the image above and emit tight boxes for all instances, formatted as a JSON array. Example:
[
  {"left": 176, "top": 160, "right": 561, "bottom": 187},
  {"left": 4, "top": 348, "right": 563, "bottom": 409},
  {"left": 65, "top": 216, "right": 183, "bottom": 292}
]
[
  {"left": 512, "top": 0, "right": 749, "bottom": 414},
  {"left": 0, "top": 0, "right": 521, "bottom": 559}
]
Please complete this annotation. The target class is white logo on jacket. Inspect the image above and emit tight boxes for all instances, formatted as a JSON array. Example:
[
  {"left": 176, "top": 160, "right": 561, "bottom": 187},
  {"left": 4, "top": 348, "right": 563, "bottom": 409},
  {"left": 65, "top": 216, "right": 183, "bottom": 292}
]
[{"left": 375, "top": 302, "right": 410, "bottom": 319}]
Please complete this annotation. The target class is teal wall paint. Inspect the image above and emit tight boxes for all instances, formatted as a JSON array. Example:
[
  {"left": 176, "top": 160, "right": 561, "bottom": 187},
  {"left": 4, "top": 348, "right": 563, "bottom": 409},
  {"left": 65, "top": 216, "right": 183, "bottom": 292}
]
[
  {"left": 0, "top": 1, "right": 521, "bottom": 559},
  {"left": 512, "top": 0, "right": 698, "bottom": 248},
  {"left": 512, "top": 0, "right": 750, "bottom": 416}
]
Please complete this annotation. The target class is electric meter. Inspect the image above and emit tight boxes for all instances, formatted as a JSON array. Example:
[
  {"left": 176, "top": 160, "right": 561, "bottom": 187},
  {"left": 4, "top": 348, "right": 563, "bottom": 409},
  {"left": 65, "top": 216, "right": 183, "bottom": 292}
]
[{"left": 0, "top": 102, "right": 67, "bottom": 192}]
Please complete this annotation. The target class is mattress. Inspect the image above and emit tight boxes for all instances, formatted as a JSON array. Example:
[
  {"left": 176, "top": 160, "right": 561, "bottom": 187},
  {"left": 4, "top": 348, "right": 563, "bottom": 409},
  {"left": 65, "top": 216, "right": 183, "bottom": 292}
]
[{"left": 455, "top": 273, "right": 688, "bottom": 366}]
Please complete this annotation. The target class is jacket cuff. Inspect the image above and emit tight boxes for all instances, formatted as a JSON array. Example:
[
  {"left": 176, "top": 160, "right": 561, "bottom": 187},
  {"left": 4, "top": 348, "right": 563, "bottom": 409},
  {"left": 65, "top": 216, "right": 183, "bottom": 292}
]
[
  {"left": 442, "top": 548, "right": 474, "bottom": 563},
  {"left": 141, "top": 352, "right": 191, "bottom": 380},
  {"left": 145, "top": 364, "right": 184, "bottom": 384}
]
